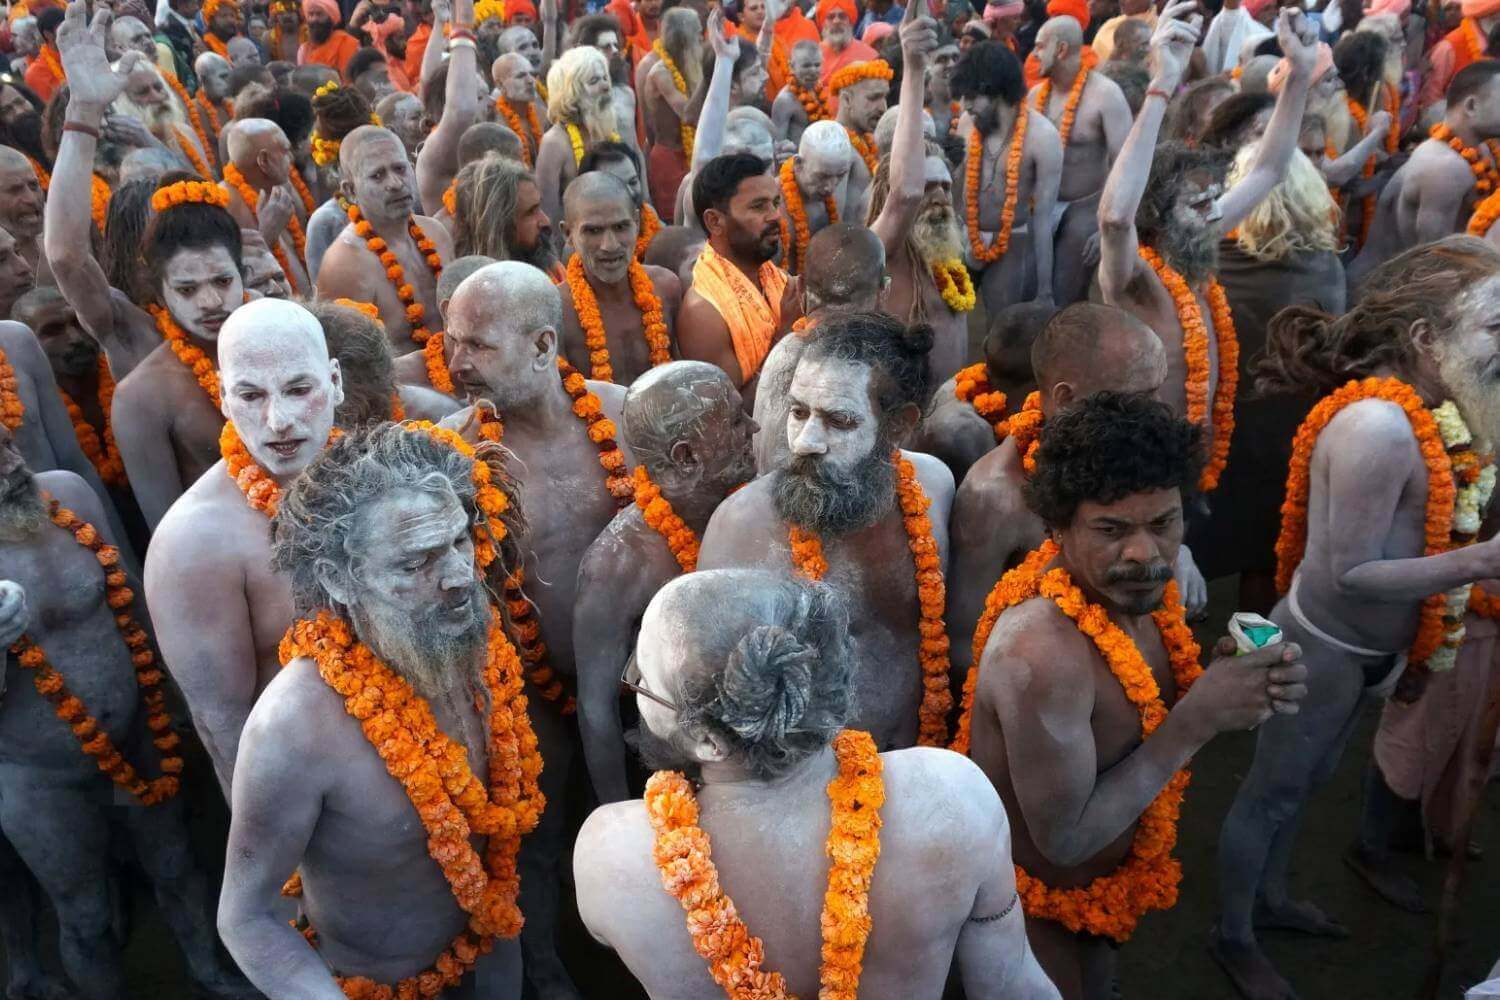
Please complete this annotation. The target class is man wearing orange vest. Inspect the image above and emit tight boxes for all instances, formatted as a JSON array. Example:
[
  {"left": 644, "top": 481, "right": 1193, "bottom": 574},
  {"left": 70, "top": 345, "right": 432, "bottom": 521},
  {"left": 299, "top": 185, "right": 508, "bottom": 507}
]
[
  {"left": 1419, "top": 0, "right": 1500, "bottom": 109},
  {"left": 299, "top": 0, "right": 359, "bottom": 77}
]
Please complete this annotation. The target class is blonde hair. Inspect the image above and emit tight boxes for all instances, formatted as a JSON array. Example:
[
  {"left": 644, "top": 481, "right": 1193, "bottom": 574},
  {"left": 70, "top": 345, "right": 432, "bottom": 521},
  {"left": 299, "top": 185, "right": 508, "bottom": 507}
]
[
  {"left": 1227, "top": 143, "right": 1340, "bottom": 262},
  {"left": 547, "top": 46, "right": 610, "bottom": 128}
]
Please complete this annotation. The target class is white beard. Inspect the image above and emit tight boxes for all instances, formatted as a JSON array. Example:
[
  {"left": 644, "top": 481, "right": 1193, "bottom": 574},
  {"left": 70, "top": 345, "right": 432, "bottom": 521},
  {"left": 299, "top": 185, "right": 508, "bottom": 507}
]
[
  {"left": 911, "top": 201, "right": 965, "bottom": 266},
  {"left": 1438, "top": 345, "right": 1500, "bottom": 455}
]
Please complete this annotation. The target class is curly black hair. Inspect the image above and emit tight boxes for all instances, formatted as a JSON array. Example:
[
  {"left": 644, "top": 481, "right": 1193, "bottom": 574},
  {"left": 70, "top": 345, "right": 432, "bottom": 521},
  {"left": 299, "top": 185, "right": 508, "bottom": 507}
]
[
  {"left": 949, "top": 40, "right": 1025, "bottom": 106},
  {"left": 1023, "top": 392, "right": 1204, "bottom": 529}
]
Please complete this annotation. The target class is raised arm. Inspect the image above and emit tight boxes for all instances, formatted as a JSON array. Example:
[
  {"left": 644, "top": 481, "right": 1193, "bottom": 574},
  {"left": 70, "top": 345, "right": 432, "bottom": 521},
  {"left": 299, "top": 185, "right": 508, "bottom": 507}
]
[
  {"left": 1214, "top": 8, "right": 1317, "bottom": 232},
  {"left": 44, "top": 3, "right": 132, "bottom": 348},
  {"left": 872, "top": 0, "right": 936, "bottom": 251},
  {"left": 418, "top": 0, "right": 452, "bottom": 97},
  {"left": 218, "top": 674, "right": 346, "bottom": 1000},
  {"left": 757, "top": 0, "right": 781, "bottom": 59},
  {"left": 540, "top": 0, "right": 559, "bottom": 72},
  {"left": 689, "top": 10, "right": 741, "bottom": 173},
  {"left": 416, "top": 0, "right": 477, "bottom": 215},
  {"left": 1096, "top": 0, "right": 1198, "bottom": 302}
]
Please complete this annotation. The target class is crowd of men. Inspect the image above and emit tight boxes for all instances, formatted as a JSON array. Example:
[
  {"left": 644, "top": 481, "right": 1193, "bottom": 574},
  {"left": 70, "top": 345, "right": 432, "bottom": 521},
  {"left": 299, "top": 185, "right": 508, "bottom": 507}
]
[{"left": 0, "top": 0, "right": 1497, "bottom": 994}]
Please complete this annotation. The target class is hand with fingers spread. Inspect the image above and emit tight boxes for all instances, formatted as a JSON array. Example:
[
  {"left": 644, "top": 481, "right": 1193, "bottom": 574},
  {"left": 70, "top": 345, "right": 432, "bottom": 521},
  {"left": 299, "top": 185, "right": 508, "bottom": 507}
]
[
  {"left": 58, "top": 0, "right": 128, "bottom": 109},
  {"left": 1147, "top": 0, "right": 1201, "bottom": 94},
  {"left": 102, "top": 112, "right": 161, "bottom": 150},
  {"left": 1276, "top": 6, "right": 1320, "bottom": 79}
]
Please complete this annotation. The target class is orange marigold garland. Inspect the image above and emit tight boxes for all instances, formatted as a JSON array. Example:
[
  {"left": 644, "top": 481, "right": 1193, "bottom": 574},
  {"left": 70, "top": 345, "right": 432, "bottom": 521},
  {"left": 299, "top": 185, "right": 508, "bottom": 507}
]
[
  {"left": 148, "top": 304, "right": 221, "bottom": 406},
  {"left": 828, "top": 59, "right": 893, "bottom": 96},
  {"left": 12, "top": 494, "right": 184, "bottom": 806},
  {"left": 633, "top": 465, "right": 699, "bottom": 572},
  {"left": 1003, "top": 390, "right": 1044, "bottom": 475},
  {"left": 953, "top": 362, "right": 1008, "bottom": 441},
  {"left": 652, "top": 40, "right": 696, "bottom": 158},
  {"left": 196, "top": 89, "right": 226, "bottom": 138},
  {"left": 965, "top": 107, "right": 1028, "bottom": 264},
  {"left": 288, "top": 168, "right": 317, "bottom": 216},
  {"left": 151, "top": 178, "right": 230, "bottom": 211},
  {"left": 790, "top": 77, "right": 832, "bottom": 124},
  {"left": 220, "top": 422, "right": 341, "bottom": 518},
  {"left": 1469, "top": 188, "right": 1500, "bottom": 239},
  {"left": 495, "top": 96, "right": 543, "bottom": 167},
  {"left": 846, "top": 127, "right": 879, "bottom": 177},
  {"left": 173, "top": 126, "right": 213, "bottom": 181},
  {"left": 224, "top": 162, "right": 307, "bottom": 292},
  {"left": 951, "top": 538, "right": 1202, "bottom": 941},
  {"left": 636, "top": 203, "right": 662, "bottom": 262},
  {"left": 778, "top": 155, "right": 838, "bottom": 275},
  {"left": 278, "top": 602, "right": 545, "bottom": 1000},
  {"left": 59, "top": 356, "right": 127, "bottom": 487},
  {"left": 564, "top": 255, "right": 673, "bottom": 383},
  {"left": 1033, "top": 66, "right": 1088, "bottom": 149},
  {"left": 91, "top": 174, "right": 112, "bottom": 234},
  {"left": 1138, "top": 246, "right": 1238, "bottom": 492},
  {"left": 163, "top": 70, "right": 216, "bottom": 175},
  {"left": 0, "top": 347, "right": 24, "bottom": 432},
  {"left": 645, "top": 728, "right": 884, "bottom": 998},
  {"left": 788, "top": 453, "right": 954, "bottom": 746},
  {"left": 1273, "top": 378, "right": 1493, "bottom": 680},
  {"left": 347, "top": 203, "right": 444, "bottom": 344},
  {"left": 1431, "top": 122, "right": 1499, "bottom": 198},
  {"left": 425, "top": 332, "right": 455, "bottom": 394}
]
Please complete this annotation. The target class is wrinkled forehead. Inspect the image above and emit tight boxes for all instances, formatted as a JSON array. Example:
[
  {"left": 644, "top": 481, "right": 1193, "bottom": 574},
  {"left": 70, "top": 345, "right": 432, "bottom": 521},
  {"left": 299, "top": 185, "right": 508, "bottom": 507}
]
[
  {"left": 357, "top": 484, "right": 468, "bottom": 559},
  {"left": 924, "top": 154, "right": 951, "bottom": 186},
  {"left": 789, "top": 355, "right": 874, "bottom": 413}
]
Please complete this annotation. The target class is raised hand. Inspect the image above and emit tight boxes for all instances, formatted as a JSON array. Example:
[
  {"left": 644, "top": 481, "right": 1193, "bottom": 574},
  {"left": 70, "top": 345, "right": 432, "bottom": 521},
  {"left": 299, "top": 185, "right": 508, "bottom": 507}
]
[
  {"left": 453, "top": 0, "right": 474, "bottom": 26},
  {"left": 57, "top": 0, "right": 128, "bottom": 109},
  {"left": 102, "top": 112, "right": 160, "bottom": 150},
  {"left": 1365, "top": 109, "right": 1393, "bottom": 140},
  {"left": 1147, "top": 0, "right": 1201, "bottom": 92},
  {"left": 259, "top": 186, "right": 297, "bottom": 243},
  {"left": 900, "top": 0, "right": 938, "bottom": 65},
  {"left": 1276, "top": 6, "right": 1320, "bottom": 78},
  {"left": 765, "top": 0, "right": 786, "bottom": 25},
  {"left": 708, "top": 9, "right": 741, "bottom": 61},
  {"left": 540, "top": 0, "right": 558, "bottom": 26},
  {"left": 432, "top": 0, "right": 453, "bottom": 25}
]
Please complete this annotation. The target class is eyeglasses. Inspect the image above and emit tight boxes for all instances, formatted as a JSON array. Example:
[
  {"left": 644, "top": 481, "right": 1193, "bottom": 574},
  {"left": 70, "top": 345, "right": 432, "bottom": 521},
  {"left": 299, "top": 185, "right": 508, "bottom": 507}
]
[{"left": 620, "top": 652, "right": 678, "bottom": 712}]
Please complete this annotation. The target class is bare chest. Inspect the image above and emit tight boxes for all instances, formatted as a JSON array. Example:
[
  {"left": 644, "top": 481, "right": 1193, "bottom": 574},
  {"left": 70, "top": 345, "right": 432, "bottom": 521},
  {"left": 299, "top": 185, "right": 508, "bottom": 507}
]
[
  {"left": 1125, "top": 275, "right": 1219, "bottom": 420},
  {"left": 142, "top": 356, "right": 225, "bottom": 484}
]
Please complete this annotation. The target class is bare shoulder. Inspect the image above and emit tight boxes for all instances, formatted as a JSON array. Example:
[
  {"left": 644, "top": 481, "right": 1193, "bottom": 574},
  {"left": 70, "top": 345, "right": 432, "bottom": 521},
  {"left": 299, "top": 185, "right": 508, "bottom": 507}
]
[
  {"left": 587, "top": 378, "right": 628, "bottom": 419},
  {"left": 1320, "top": 396, "right": 1424, "bottom": 458},
  {"left": 579, "top": 508, "right": 671, "bottom": 595},
  {"left": 644, "top": 264, "right": 682, "bottom": 304},
  {"left": 878, "top": 747, "right": 1009, "bottom": 852},
  {"left": 982, "top": 596, "right": 1097, "bottom": 701},
  {"left": 1086, "top": 68, "right": 1127, "bottom": 106},
  {"left": 903, "top": 448, "right": 956, "bottom": 506},
  {"left": 699, "top": 475, "right": 783, "bottom": 566},
  {"left": 112, "top": 347, "right": 173, "bottom": 412},
  {"left": 1025, "top": 109, "right": 1061, "bottom": 150},
  {"left": 574, "top": 798, "right": 659, "bottom": 909},
  {"left": 35, "top": 469, "right": 106, "bottom": 525},
  {"left": 150, "top": 465, "right": 245, "bottom": 559},
  {"left": 241, "top": 657, "right": 345, "bottom": 761},
  {"left": 414, "top": 213, "right": 454, "bottom": 255},
  {"left": 399, "top": 382, "right": 461, "bottom": 421},
  {"left": 0, "top": 320, "right": 41, "bottom": 362},
  {"left": 956, "top": 443, "right": 1025, "bottom": 513}
]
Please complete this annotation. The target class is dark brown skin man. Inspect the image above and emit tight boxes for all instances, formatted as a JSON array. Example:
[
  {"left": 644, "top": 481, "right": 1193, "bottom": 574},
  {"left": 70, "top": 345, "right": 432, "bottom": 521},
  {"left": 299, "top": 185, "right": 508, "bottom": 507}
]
[
  {"left": 963, "top": 393, "right": 1308, "bottom": 1000},
  {"left": 574, "top": 361, "right": 757, "bottom": 805}
]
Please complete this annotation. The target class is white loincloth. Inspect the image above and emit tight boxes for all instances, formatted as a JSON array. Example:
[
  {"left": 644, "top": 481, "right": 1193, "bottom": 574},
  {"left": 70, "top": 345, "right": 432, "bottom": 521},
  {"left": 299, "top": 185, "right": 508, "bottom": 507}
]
[{"left": 1288, "top": 571, "right": 1407, "bottom": 697}]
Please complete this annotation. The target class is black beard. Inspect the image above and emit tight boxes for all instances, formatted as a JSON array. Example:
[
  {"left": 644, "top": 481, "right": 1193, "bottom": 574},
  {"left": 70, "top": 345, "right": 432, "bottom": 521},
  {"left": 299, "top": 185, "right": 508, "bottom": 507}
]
[
  {"left": 513, "top": 230, "right": 557, "bottom": 271},
  {"left": 626, "top": 723, "right": 702, "bottom": 779},
  {"left": 308, "top": 21, "right": 333, "bottom": 42},
  {"left": 1, "top": 112, "right": 45, "bottom": 162},
  {"left": 1158, "top": 222, "right": 1218, "bottom": 286},
  {"left": 772, "top": 442, "right": 896, "bottom": 537}
]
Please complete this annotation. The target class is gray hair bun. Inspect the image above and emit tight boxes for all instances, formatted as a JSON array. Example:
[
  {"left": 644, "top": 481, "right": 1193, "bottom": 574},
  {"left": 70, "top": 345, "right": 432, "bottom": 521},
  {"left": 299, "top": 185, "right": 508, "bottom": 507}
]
[{"left": 717, "top": 624, "right": 819, "bottom": 744}]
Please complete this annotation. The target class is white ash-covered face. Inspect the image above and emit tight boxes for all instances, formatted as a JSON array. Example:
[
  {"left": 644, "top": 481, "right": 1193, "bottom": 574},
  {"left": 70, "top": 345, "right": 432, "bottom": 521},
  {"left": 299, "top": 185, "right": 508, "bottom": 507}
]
[
  {"left": 160, "top": 245, "right": 243, "bottom": 341},
  {"left": 219, "top": 302, "right": 343, "bottom": 479}
]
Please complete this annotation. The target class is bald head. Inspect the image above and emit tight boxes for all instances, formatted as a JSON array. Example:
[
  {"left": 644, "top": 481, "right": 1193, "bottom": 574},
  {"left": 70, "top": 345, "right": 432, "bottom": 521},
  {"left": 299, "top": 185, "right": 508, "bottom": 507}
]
[
  {"left": 1030, "top": 303, "right": 1167, "bottom": 415},
  {"left": 874, "top": 105, "right": 935, "bottom": 156},
  {"left": 623, "top": 361, "right": 748, "bottom": 482},
  {"left": 1038, "top": 14, "right": 1082, "bottom": 48},
  {"left": 802, "top": 224, "right": 886, "bottom": 312},
  {"left": 226, "top": 118, "right": 290, "bottom": 163},
  {"left": 438, "top": 254, "right": 498, "bottom": 317},
  {"left": 220, "top": 299, "right": 329, "bottom": 375},
  {"left": 564, "top": 170, "right": 634, "bottom": 223},
  {"left": 458, "top": 122, "right": 522, "bottom": 166},
  {"left": 227, "top": 35, "right": 262, "bottom": 65},
  {"left": 0, "top": 147, "right": 30, "bottom": 173},
  {"left": 450, "top": 261, "right": 563, "bottom": 342},
  {"left": 108, "top": 15, "right": 157, "bottom": 60}
]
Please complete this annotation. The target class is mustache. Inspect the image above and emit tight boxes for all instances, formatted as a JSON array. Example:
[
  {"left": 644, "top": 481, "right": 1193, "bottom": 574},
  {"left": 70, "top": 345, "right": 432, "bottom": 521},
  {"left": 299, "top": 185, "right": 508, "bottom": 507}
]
[{"left": 1104, "top": 561, "right": 1173, "bottom": 584}]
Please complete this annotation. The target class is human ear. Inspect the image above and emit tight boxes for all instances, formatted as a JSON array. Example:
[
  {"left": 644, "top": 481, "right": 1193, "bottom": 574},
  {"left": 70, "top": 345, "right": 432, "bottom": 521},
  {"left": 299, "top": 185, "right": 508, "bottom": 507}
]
[
  {"left": 314, "top": 558, "right": 353, "bottom": 607},
  {"left": 885, "top": 401, "right": 921, "bottom": 445},
  {"left": 693, "top": 728, "right": 732, "bottom": 763}
]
